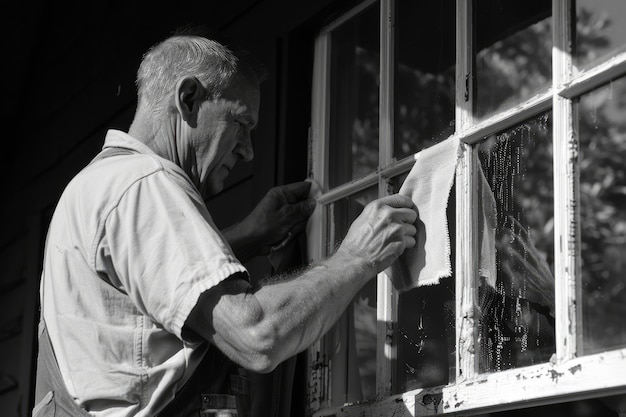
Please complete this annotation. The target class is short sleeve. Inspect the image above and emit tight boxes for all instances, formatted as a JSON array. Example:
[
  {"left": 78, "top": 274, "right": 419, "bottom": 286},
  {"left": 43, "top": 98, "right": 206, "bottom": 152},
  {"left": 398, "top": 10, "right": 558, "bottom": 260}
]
[{"left": 98, "top": 169, "right": 248, "bottom": 339}]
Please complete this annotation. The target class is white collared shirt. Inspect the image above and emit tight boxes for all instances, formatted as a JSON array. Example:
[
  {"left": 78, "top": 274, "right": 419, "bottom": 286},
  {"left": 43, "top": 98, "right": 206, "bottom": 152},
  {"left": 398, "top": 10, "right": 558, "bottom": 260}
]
[{"left": 40, "top": 129, "right": 247, "bottom": 416}]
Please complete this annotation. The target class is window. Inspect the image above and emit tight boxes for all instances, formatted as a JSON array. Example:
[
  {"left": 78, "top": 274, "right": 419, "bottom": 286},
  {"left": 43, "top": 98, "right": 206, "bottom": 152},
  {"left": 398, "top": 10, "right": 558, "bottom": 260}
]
[{"left": 307, "top": 0, "right": 626, "bottom": 415}]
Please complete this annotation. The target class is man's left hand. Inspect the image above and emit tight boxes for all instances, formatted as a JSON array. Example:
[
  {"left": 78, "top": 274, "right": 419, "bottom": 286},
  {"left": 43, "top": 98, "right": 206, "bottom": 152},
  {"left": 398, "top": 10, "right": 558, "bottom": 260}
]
[{"left": 223, "top": 181, "right": 317, "bottom": 260}]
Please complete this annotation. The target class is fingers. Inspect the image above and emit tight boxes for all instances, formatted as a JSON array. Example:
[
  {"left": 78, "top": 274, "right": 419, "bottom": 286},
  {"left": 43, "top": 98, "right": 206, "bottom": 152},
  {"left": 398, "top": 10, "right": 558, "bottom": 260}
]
[
  {"left": 386, "top": 203, "right": 418, "bottom": 254},
  {"left": 269, "top": 193, "right": 317, "bottom": 247},
  {"left": 296, "top": 198, "right": 317, "bottom": 217},
  {"left": 377, "top": 194, "right": 415, "bottom": 209},
  {"left": 390, "top": 207, "right": 419, "bottom": 225},
  {"left": 336, "top": 194, "right": 420, "bottom": 273},
  {"left": 273, "top": 181, "right": 312, "bottom": 202},
  {"left": 289, "top": 217, "right": 310, "bottom": 237},
  {"left": 281, "top": 202, "right": 315, "bottom": 234},
  {"left": 373, "top": 194, "right": 418, "bottom": 223},
  {"left": 402, "top": 223, "right": 417, "bottom": 248},
  {"left": 281, "top": 198, "right": 317, "bottom": 223}
]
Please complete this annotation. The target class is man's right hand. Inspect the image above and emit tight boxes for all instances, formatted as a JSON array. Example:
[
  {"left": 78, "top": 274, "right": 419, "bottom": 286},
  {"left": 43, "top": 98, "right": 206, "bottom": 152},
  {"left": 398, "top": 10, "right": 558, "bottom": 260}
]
[{"left": 336, "top": 194, "right": 418, "bottom": 275}]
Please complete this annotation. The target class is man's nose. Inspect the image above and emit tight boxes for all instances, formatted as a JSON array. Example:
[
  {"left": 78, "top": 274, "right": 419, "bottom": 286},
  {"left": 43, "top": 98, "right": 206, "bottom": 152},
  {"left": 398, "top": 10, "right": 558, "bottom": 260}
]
[{"left": 236, "top": 134, "right": 254, "bottom": 162}]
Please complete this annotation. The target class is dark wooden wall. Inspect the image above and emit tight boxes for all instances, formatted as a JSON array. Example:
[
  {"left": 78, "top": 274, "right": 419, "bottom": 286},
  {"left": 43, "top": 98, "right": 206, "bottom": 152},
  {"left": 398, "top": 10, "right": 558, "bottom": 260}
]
[{"left": 0, "top": 1, "right": 348, "bottom": 415}]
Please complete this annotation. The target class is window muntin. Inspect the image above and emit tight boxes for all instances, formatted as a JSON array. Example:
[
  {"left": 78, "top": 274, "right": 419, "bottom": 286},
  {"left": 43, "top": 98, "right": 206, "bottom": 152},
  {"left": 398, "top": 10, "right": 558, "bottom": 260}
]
[
  {"left": 475, "top": 112, "right": 556, "bottom": 372},
  {"left": 579, "top": 76, "right": 626, "bottom": 355},
  {"left": 474, "top": 0, "right": 553, "bottom": 119},
  {"left": 309, "top": 0, "right": 626, "bottom": 415},
  {"left": 576, "top": 0, "right": 626, "bottom": 71}
]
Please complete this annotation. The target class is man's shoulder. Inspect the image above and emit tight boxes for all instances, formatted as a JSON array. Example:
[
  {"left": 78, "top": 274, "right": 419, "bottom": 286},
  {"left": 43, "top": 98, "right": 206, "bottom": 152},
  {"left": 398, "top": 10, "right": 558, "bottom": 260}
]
[
  {"left": 63, "top": 152, "right": 191, "bottom": 209},
  {"left": 84, "top": 151, "right": 193, "bottom": 188},
  {"left": 72, "top": 152, "right": 163, "bottom": 192}
]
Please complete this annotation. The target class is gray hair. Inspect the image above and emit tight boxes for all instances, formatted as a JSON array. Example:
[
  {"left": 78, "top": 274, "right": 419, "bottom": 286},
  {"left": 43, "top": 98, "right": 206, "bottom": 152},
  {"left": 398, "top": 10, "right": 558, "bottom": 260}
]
[{"left": 136, "top": 34, "right": 266, "bottom": 114}]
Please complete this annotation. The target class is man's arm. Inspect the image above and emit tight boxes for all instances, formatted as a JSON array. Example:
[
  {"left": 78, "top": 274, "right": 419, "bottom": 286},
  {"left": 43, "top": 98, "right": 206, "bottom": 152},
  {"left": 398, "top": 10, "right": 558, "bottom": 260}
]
[{"left": 185, "top": 194, "right": 417, "bottom": 373}]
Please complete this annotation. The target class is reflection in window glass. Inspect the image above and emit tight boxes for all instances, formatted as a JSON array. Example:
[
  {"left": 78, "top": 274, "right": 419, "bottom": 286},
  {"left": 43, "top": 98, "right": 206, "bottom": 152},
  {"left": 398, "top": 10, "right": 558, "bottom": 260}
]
[
  {"left": 576, "top": 0, "right": 626, "bottom": 70},
  {"left": 476, "top": 112, "right": 556, "bottom": 373},
  {"left": 475, "top": 0, "right": 552, "bottom": 119},
  {"left": 579, "top": 77, "right": 626, "bottom": 355},
  {"left": 328, "top": 4, "right": 380, "bottom": 188},
  {"left": 326, "top": 187, "right": 378, "bottom": 406},
  {"left": 392, "top": 173, "right": 456, "bottom": 392},
  {"left": 393, "top": 0, "right": 455, "bottom": 160}
]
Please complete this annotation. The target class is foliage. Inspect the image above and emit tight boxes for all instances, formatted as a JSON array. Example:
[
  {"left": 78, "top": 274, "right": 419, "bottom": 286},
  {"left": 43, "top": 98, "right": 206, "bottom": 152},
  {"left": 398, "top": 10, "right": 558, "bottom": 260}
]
[{"left": 578, "top": 77, "right": 626, "bottom": 353}]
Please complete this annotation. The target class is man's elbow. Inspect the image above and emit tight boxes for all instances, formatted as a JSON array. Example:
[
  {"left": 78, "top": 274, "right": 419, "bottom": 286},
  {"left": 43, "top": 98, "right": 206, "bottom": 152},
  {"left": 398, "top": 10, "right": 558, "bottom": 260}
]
[
  {"left": 238, "top": 324, "right": 283, "bottom": 374},
  {"left": 244, "top": 354, "right": 276, "bottom": 374}
]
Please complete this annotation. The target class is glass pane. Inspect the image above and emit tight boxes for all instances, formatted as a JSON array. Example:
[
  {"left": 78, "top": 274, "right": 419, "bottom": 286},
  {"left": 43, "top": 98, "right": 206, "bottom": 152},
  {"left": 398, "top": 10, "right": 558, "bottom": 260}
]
[
  {"left": 326, "top": 187, "right": 378, "bottom": 406},
  {"left": 328, "top": 4, "right": 380, "bottom": 188},
  {"left": 475, "top": 112, "right": 556, "bottom": 373},
  {"left": 576, "top": 0, "right": 626, "bottom": 70},
  {"left": 390, "top": 173, "right": 456, "bottom": 392},
  {"left": 474, "top": 0, "right": 552, "bottom": 119},
  {"left": 579, "top": 77, "right": 626, "bottom": 354},
  {"left": 393, "top": 0, "right": 455, "bottom": 160}
]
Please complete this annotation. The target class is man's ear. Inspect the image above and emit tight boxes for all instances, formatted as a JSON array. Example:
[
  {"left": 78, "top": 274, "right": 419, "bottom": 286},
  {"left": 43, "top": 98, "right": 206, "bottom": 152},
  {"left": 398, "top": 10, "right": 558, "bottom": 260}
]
[{"left": 175, "top": 77, "right": 205, "bottom": 128}]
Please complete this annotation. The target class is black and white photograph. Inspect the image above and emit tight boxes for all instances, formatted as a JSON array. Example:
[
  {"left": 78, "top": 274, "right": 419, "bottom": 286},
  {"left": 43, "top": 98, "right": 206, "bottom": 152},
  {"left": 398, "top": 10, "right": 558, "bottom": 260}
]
[{"left": 1, "top": 1, "right": 626, "bottom": 416}]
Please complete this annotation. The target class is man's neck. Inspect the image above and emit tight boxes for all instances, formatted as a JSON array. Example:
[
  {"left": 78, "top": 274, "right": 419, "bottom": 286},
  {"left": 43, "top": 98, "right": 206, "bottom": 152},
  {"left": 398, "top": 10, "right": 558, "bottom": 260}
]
[{"left": 128, "top": 111, "right": 178, "bottom": 165}]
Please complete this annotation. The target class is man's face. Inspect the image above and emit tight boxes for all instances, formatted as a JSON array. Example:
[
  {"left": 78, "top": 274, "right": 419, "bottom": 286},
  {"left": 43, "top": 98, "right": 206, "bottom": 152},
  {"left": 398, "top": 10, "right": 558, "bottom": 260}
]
[{"left": 192, "top": 73, "right": 260, "bottom": 198}]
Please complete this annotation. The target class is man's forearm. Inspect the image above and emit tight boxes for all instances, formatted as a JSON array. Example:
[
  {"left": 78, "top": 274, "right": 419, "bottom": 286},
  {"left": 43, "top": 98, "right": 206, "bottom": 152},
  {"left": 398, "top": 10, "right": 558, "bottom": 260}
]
[
  {"left": 198, "top": 249, "right": 376, "bottom": 373},
  {"left": 252, "top": 249, "right": 376, "bottom": 367},
  {"left": 197, "top": 193, "right": 417, "bottom": 373}
]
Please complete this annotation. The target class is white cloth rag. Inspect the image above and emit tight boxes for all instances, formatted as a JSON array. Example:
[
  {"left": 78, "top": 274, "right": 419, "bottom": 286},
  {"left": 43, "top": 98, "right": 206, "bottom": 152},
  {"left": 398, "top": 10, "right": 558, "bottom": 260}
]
[
  {"left": 301, "top": 143, "right": 498, "bottom": 292},
  {"left": 388, "top": 136, "right": 498, "bottom": 291},
  {"left": 388, "top": 137, "right": 461, "bottom": 290}
]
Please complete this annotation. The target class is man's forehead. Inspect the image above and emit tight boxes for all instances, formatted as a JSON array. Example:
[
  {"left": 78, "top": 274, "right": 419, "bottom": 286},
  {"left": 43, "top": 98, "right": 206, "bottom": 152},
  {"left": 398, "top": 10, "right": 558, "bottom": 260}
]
[
  {"left": 221, "top": 73, "right": 259, "bottom": 100},
  {"left": 226, "top": 85, "right": 259, "bottom": 112}
]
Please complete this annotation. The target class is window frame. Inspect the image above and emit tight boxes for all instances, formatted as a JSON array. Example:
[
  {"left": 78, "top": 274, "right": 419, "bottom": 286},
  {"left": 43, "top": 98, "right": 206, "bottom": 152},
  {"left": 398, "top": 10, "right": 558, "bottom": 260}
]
[{"left": 306, "top": 0, "right": 626, "bottom": 415}]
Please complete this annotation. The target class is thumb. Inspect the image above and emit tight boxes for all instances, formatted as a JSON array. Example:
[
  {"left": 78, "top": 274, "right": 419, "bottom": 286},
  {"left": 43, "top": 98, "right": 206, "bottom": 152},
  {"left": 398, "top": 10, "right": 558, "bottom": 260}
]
[{"left": 285, "top": 199, "right": 316, "bottom": 221}]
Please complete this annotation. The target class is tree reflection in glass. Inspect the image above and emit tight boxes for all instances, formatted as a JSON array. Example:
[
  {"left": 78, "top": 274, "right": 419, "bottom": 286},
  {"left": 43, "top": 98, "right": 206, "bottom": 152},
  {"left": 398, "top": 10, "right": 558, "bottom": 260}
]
[
  {"left": 328, "top": 4, "right": 379, "bottom": 189},
  {"left": 579, "top": 76, "right": 626, "bottom": 355},
  {"left": 474, "top": 0, "right": 552, "bottom": 119},
  {"left": 393, "top": 0, "right": 456, "bottom": 160},
  {"left": 576, "top": 0, "right": 626, "bottom": 70}
]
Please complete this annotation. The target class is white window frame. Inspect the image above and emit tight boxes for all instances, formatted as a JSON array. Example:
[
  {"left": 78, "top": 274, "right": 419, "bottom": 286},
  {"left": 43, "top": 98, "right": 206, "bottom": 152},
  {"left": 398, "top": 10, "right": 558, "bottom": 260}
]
[{"left": 306, "top": 0, "right": 626, "bottom": 415}]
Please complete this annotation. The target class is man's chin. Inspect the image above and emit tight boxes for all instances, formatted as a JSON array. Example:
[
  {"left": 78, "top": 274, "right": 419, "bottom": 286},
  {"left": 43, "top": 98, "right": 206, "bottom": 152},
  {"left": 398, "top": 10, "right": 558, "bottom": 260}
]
[
  {"left": 202, "top": 181, "right": 224, "bottom": 199},
  {"left": 202, "top": 168, "right": 230, "bottom": 199}
]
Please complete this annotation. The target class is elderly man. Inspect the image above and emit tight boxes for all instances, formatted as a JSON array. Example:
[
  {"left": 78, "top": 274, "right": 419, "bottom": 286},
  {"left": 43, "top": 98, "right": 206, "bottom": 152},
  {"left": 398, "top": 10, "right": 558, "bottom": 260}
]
[{"left": 33, "top": 32, "right": 418, "bottom": 416}]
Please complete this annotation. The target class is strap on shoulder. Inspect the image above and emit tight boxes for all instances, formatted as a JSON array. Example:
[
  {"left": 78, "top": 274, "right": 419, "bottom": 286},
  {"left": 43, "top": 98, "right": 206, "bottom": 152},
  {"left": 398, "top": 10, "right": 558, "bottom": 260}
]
[{"left": 34, "top": 323, "right": 92, "bottom": 416}]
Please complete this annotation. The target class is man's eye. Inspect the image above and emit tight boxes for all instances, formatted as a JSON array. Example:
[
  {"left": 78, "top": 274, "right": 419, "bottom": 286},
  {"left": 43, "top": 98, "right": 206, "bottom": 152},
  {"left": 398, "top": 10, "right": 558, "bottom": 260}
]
[{"left": 238, "top": 121, "right": 254, "bottom": 132}]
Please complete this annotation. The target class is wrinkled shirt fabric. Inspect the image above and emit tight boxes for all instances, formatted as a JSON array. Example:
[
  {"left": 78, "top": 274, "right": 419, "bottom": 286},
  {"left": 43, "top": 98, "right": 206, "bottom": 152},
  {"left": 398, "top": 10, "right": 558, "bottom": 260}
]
[{"left": 40, "top": 129, "right": 247, "bottom": 416}]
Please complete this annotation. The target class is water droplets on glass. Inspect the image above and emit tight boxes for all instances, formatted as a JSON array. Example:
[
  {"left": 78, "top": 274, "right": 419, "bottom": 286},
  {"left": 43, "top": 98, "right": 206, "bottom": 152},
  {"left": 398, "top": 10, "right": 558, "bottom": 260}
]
[{"left": 476, "top": 112, "right": 556, "bottom": 373}]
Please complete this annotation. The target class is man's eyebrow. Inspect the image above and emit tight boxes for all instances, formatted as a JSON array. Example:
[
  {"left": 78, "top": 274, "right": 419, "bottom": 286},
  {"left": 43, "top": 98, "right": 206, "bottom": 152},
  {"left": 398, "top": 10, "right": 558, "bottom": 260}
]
[{"left": 238, "top": 115, "right": 257, "bottom": 127}]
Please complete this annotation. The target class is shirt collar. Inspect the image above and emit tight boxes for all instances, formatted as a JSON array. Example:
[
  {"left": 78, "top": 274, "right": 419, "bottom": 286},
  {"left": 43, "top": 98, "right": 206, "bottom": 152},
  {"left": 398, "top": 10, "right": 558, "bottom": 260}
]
[{"left": 102, "top": 129, "right": 158, "bottom": 156}]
